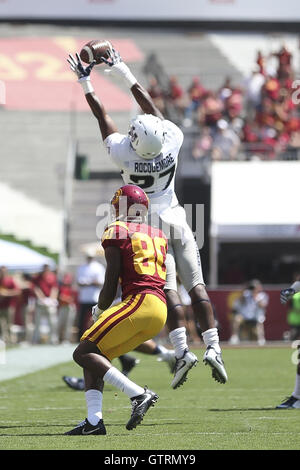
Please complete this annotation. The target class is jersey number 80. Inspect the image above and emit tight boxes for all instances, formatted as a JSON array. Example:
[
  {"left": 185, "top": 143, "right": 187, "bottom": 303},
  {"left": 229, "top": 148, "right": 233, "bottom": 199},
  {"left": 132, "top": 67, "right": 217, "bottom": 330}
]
[{"left": 131, "top": 232, "right": 167, "bottom": 280}]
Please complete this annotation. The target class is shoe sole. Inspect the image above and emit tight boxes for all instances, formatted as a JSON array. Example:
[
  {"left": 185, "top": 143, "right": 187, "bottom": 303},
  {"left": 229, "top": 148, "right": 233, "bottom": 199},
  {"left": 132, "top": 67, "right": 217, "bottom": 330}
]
[
  {"left": 203, "top": 357, "right": 227, "bottom": 384},
  {"left": 126, "top": 394, "right": 158, "bottom": 430},
  {"left": 276, "top": 405, "right": 300, "bottom": 409},
  {"left": 171, "top": 359, "right": 198, "bottom": 389},
  {"left": 65, "top": 428, "right": 106, "bottom": 435}
]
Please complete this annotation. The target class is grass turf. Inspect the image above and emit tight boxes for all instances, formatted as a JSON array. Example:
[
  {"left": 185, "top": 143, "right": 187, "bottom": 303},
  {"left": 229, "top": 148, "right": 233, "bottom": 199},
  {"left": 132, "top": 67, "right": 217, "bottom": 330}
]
[{"left": 0, "top": 346, "right": 299, "bottom": 450}]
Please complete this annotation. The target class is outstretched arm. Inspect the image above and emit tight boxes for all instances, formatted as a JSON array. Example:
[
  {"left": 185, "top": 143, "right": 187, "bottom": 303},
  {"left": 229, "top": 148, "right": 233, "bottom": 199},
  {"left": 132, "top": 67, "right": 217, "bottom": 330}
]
[
  {"left": 102, "top": 49, "right": 164, "bottom": 120},
  {"left": 85, "top": 92, "right": 118, "bottom": 141},
  {"left": 130, "top": 82, "right": 164, "bottom": 119},
  {"left": 67, "top": 53, "right": 118, "bottom": 141}
]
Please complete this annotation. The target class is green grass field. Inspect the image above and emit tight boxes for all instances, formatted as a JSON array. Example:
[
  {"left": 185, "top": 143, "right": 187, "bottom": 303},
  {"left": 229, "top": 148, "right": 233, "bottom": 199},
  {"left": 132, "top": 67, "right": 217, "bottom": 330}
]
[{"left": 0, "top": 346, "right": 299, "bottom": 451}]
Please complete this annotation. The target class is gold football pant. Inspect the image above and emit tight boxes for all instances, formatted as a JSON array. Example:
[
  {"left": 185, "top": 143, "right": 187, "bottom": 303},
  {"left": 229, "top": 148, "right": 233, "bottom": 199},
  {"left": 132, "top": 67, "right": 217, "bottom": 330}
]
[{"left": 81, "top": 293, "right": 167, "bottom": 361}]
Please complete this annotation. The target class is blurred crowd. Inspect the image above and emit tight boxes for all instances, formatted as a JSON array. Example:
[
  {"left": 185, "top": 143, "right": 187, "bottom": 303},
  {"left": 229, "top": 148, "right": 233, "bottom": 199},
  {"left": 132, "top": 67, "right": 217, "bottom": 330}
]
[
  {"left": 2, "top": 262, "right": 298, "bottom": 346},
  {"left": 0, "top": 257, "right": 106, "bottom": 346},
  {"left": 147, "top": 44, "right": 300, "bottom": 161}
]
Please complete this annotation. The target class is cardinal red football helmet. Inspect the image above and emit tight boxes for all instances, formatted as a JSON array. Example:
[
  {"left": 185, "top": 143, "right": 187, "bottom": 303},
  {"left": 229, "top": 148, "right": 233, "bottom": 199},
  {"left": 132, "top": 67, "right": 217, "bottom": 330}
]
[{"left": 111, "top": 184, "right": 149, "bottom": 222}]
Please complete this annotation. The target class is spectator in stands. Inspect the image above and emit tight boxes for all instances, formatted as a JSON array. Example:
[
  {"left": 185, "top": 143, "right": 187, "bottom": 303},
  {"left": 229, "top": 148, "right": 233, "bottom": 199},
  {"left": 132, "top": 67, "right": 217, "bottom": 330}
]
[
  {"left": 271, "top": 44, "right": 292, "bottom": 80},
  {"left": 0, "top": 266, "right": 20, "bottom": 343},
  {"left": 243, "top": 67, "right": 265, "bottom": 116},
  {"left": 211, "top": 119, "right": 240, "bottom": 161},
  {"left": 57, "top": 273, "right": 78, "bottom": 343},
  {"left": 224, "top": 87, "right": 243, "bottom": 121},
  {"left": 229, "top": 279, "right": 269, "bottom": 346},
  {"left": 32, "top": 264, "right": 59, "bottom": 344},
  {"left": 147, "top": 76, "right": 165, "bottom": 115},
  {"left": 192, "top": 126, "right": 213, "bottom": 160},
  {"left": 18, "top": 273, "right": 36, "bottom": 343},
  {"left": 183, "top": 77, "right": 207, "bottom": 127},
  {"left": 262, "top": 75, "right": 281, "bottom": 102},
  {"left": 256, "top": 50, "right": 266, "bottom": 75},
  {"left": 218, "top": 76, "right": 233, "bottom": 103},
  {"left": 198, "top": 91, "right": 224, "bottom": 127},
  {"left": 167, "top": 75, "right": 186, "bottom": 118},
  {"left": 76, "top": 255, "right": 105, "bottom": 341}
]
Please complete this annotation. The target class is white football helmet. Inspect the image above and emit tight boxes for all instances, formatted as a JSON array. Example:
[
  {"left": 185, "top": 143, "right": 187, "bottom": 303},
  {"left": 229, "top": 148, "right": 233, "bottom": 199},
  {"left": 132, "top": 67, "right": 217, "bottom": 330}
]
[{"left": 129, "top": 114, "right": 165, "bottom": 159}]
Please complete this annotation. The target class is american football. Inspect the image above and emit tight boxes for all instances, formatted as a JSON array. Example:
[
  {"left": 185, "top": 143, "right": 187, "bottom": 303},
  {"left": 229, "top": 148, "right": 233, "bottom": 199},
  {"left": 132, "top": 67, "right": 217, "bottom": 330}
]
[{"left": 79, "top": 39, "right": 113, "bottom": 65}]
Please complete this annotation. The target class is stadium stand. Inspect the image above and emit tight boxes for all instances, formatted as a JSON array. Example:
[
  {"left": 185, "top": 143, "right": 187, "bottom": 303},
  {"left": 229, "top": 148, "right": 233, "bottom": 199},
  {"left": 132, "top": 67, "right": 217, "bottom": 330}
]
[
  {"left": 0, "top": 24, "right": 244, "bottom": 262},
  {"left": 1, "top": 21, "right": 299, "bottom": 344}
]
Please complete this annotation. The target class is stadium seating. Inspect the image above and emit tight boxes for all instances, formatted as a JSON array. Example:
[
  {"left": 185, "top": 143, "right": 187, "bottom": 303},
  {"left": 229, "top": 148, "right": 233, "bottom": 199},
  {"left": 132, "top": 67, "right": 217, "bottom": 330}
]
[{"left": 0, "top": 24, "right": 244, "bottom": 261}]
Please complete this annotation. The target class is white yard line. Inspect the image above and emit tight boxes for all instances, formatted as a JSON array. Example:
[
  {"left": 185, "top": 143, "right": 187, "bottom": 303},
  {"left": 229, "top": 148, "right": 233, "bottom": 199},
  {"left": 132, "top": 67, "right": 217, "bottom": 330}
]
[{"left": 0, "top": 344, "right": 75, "bottom": 382}]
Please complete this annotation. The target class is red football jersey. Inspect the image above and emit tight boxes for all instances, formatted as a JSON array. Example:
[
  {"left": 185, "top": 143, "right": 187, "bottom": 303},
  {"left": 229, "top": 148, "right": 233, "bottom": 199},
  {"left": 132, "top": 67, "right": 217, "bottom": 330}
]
[{"left": 101, "top": 221, "right": 167, "bottom": 303}]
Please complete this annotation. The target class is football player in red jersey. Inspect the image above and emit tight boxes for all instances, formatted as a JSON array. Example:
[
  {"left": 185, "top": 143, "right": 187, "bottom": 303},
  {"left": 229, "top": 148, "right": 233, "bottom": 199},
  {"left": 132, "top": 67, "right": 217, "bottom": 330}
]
[
  {"left": 65, "top": 185, "right": 169, "bottom": 435},
  {"left": 68, "top": 50, "right": 228, "bottom": 390}
]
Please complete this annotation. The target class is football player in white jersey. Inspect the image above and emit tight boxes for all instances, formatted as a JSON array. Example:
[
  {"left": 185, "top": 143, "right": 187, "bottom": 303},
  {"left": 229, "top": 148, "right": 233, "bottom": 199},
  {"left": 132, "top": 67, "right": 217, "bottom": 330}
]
[{"left": 67, "top": 50, "right": 228, "bottom": 387}]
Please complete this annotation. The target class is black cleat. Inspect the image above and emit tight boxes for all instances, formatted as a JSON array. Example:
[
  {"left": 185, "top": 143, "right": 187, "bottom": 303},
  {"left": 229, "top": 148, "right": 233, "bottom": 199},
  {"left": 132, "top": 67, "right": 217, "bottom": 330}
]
[
  {"left": 119, "top": 355, "right": 140, "bottom": 377},
  {"left": 63, "top": 376, "right": 85, "bottom": 391},
  {"left": 126, "top": 387, "right": 158, "bottom": 430},
  {"left": 276, "top": 395, "right": 300, "bottom": 409},
  {"left": 64, "top": 418, "right": 106, "bottom": 435}
]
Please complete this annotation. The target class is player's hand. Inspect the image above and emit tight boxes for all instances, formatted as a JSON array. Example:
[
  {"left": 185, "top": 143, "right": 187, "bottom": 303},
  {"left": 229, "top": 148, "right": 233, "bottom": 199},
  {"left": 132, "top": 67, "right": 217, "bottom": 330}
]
[
  {"left": 67, "top": 53, "right": 96, "bottom": 80},
  {"left": 101, "top": 48, "right": 122, "bottom": 68},
  {"left": 280, "top": 288, "right": 295, "bottom": 304},
  {"left": 102, "top": 48, "right": 137, "bottom": 88},
  {"left": 92, "top": 304, "right": 104, "bottom": 323}
]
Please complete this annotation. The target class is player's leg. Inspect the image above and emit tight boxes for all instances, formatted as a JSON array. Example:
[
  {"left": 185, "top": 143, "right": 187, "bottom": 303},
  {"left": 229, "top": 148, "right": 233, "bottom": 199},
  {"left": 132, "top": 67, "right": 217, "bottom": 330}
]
[
  {"left": 164, "top": 248, "right": 198, "bottom": 388},
  {"left": 67, "top": 294, "right": 166, "bottom": 432},
  {"left": 276, "top": 344, "right": 300, "bottom": 409},
  {"left": 65, "top": 340, "right": 108, "bottom": 435},
  {"left": 62, "top": 339, "right": 174, "bottom": 392},
  {"left": 173, "top": 225, "right": 228, "bottom": 384},
  {"left": 135, "top": 339, "right": 176, "bottom": 372}
]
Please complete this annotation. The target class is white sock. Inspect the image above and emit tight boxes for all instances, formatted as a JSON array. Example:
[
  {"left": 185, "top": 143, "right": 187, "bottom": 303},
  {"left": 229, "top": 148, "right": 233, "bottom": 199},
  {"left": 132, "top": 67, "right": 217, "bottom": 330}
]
[
  {"left": 169, "top": 327, "right": 188, "bottom": 358},
  {"left": 293, "top": 374, "right": 300, "bottom": 399},
  {"left": 202, "top": 327, "right": 221, "bottom": 354},
  {"left": 85, "top": 389, "right": 103, "bottom": 425},
  {"left": 103, "top": 366, "right": 144, "bottom": 398}
]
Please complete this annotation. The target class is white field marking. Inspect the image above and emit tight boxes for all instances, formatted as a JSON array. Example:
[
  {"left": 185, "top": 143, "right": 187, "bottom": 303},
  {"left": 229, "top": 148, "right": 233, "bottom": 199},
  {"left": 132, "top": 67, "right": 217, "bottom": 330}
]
[
  {"left": 122, "top": 431, "right": 300, "bottom": 437},
  {"left": 27, "top": 407, "right": 76, "bottom": 411},
  {"left": 0, "top": 344, "right": 75, "bottom": 381},
  {"left": 248, "top": 416, "right": 300, "bottom": 419}
]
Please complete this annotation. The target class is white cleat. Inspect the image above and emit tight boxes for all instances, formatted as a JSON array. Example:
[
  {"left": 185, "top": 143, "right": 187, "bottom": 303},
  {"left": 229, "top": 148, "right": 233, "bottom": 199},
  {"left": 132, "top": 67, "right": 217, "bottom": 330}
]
[
  {"left": 171, "top": 349, "right": 198, "bottom": 389},
  {"left": 203, "top": 345, "right": 228, "bottom": 384}
]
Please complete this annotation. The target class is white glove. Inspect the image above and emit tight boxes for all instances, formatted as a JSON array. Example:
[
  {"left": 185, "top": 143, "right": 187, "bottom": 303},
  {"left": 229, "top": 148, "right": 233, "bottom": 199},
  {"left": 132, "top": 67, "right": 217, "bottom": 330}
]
[
  {"left": 92, "top": 304, "right": 104, "bottom": 323},
  {"left": 67, "top": 52, "right": 96, "bottom": 94},
  {"left": 102, "top": 49, "right": 137, "bottom": 88},
  {"left": 280, "top": 288, "right": 295, "bottom": 304}
]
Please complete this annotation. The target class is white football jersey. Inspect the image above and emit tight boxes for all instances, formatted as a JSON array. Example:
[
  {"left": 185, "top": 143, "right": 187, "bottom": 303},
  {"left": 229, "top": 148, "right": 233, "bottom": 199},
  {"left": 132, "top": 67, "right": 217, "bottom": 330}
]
[{"left": 104, "top": 119, "right": 184, "bottom": 214}]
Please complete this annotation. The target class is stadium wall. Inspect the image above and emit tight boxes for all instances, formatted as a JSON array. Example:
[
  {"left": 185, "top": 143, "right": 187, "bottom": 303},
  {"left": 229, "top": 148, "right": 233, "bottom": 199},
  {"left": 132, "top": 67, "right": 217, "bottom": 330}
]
[
  {"left": 208, "top": 288, "right": 289, "bottom": 341},
  {"left": 1, "top": 0, "right": 300, "bottom": 32}
]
